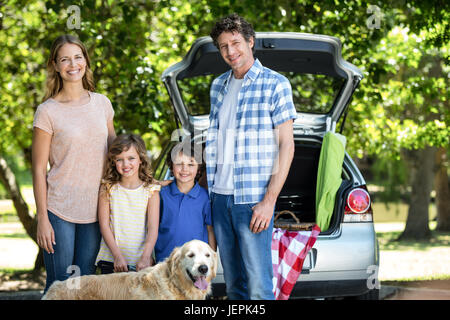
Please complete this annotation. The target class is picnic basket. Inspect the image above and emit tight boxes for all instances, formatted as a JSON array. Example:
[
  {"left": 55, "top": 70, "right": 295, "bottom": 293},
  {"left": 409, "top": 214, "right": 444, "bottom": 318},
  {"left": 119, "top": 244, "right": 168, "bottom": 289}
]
[{"left": 273, "top": 210, "right": 316, "bottom": 231}]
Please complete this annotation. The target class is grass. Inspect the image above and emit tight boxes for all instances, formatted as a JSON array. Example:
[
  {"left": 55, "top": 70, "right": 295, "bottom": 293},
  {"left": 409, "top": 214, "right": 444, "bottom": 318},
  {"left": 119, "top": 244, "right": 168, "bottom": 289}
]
[
  {"left": 371, "top": 201, "right": 437, "bottom": 223},
  {"left": 374, "top": 219, "right": 450, "bottom": 282},
  {"left": 383, "top": 274, "right": 450, "bottom": 284},
  {"left": 376, "top": 222, "right": 450, "bottom": 251},
  {"left": 0, "top": 233, "right": 30, "bottom": 239},
  {"left": 0, "top": 268, "right": 36, "bottom": 275},
  {"left": 371, "top": 201, "right": 449, "bottom": 281},
  {"left": 0, "top": 212, "right": 19, "bottom": 223},
  {"left": 0, "top": 268, "right": 46, "bottom": 292},
  {"left": 0, "top": 185, "right": 35, "bottom": 223}
]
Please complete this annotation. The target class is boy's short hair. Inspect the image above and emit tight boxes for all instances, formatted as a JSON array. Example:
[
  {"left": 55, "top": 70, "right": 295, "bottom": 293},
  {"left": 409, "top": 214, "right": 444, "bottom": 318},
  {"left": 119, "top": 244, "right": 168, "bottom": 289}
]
[{"left": 166, "top": 140, "right": 205, "bottom": 181}]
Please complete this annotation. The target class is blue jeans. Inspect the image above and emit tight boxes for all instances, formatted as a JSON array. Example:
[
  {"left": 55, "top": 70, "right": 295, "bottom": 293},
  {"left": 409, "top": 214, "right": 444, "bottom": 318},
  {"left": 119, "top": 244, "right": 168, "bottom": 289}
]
[
  {"left": 43, "top": 211, "right": 101, "bottom": 293},
  {"left": 211, "top": 193, "right": 274, "bottom": 300}
]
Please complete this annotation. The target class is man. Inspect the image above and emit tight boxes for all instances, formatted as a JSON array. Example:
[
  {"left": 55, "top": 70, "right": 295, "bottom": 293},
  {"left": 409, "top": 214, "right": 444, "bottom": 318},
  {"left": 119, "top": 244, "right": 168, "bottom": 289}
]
[{"left": 206, "top": 13, "right": 296, "bottom": 300}]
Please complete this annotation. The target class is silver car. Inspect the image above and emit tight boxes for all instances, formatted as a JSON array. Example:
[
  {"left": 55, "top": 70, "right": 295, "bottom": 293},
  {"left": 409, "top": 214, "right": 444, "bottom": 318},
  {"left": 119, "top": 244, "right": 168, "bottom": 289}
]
[{"left": 156, "top": 32, "right": 379, "bottom": 300}]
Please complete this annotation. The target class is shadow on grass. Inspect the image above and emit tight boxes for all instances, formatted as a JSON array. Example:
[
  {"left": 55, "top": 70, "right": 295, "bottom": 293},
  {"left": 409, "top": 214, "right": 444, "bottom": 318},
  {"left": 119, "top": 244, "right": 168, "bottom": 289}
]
[
  {"left": 0, "top": 212, "right": 20, "bottom": 223},
  {"left": 0, "top": 268, "right": 45, "bottom": 291},
  {"left": 377, "top": 230, "right": 450, "bottom": 251},
  {"left": 0, "top": 233, "right": 30, "bottom": 239}
]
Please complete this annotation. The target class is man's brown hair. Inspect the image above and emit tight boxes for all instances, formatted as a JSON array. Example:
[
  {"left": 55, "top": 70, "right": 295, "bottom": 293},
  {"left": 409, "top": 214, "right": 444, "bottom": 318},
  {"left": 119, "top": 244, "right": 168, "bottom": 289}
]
[{"left": 210, "top": 13, "right": 256, "bottom": 52}]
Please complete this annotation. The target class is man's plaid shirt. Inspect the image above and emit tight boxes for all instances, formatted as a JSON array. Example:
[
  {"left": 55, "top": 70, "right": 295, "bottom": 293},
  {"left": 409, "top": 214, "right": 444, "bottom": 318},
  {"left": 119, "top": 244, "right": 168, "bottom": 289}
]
[{"left": 206, "top": 59, "right": 297, "bottom": 204}]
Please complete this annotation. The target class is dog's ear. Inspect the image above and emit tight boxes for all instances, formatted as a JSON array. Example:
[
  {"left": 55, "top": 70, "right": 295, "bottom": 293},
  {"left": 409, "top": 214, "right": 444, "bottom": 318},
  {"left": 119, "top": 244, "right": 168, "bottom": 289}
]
[{"left": 167, "top": 246, "right": 181, "bottom": 275}]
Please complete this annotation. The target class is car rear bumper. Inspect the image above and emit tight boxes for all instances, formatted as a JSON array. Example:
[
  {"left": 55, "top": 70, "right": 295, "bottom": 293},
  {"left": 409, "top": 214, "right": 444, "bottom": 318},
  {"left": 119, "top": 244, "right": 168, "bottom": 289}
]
[
  {"left": 211, "top": 278, "right": 373, "bottom": 299},
  {"left": 211, "top": 278, "right": 375, "bottom": 299},
  {"left": 290, "top": 279, "right": 372, "bottom": 298}
]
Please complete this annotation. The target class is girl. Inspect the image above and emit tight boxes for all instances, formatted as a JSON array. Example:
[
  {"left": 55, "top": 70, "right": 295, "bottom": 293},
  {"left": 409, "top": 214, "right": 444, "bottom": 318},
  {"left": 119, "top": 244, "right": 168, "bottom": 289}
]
[
  {"left": 96, "top": 134, "right": 160, "bottom": 273},
  {"left": 32, "top": 35, "right": 116, "bottom": 292},
  {"left": 155, "top": 140, "right": 216, "bottom": 263}
]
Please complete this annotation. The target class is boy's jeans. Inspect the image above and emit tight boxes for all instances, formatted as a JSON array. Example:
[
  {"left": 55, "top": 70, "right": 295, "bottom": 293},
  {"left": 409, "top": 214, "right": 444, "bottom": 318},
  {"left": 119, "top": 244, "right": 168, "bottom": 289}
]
[
  {"left": 43, "top": 211, "right": 101, "bottom": 293},
  {"left": 211, "top": 193, "right": 274, "bottom": 300}
]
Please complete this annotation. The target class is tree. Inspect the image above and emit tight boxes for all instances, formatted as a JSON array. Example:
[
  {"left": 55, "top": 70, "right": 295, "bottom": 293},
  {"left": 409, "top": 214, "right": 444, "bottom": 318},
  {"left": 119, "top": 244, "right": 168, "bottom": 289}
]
[
  {"left": 353, "top": 22, "right": 449, "bottom": 239},
  {"left": 435, "top": 147, "right": 450, "bottom": 231}
]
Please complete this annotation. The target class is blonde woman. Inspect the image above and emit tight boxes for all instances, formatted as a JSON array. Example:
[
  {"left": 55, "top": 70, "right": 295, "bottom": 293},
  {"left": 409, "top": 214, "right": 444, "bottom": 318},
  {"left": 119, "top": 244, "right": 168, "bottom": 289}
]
[{"left": 32, "top": 35, "right": 116, "bottom": 292}]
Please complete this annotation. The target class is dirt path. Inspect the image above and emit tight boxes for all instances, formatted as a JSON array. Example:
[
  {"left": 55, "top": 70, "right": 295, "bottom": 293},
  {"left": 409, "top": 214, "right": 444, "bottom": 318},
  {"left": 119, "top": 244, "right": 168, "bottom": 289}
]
[{"left": 384, "top": 280, "right": 450, "bottom": 300}]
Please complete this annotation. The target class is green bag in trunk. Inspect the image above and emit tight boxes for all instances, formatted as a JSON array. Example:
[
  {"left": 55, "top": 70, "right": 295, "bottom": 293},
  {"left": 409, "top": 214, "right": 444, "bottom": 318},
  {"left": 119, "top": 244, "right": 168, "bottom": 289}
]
[{"left": 316, "top": 131, "right": 346, "bottom": 232}]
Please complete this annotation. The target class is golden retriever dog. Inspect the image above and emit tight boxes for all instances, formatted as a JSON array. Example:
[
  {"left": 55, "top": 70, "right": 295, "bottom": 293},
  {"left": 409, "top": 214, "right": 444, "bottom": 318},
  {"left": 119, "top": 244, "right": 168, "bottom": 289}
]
[{"left": 42, "top": 240, "right": 217, "bottom": 300}]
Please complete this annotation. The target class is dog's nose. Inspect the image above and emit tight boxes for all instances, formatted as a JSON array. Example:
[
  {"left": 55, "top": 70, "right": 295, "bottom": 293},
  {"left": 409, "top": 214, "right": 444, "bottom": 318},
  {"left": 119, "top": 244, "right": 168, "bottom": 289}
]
[{"left": 198, "top": 265, "right": 208, "bottom": 275}]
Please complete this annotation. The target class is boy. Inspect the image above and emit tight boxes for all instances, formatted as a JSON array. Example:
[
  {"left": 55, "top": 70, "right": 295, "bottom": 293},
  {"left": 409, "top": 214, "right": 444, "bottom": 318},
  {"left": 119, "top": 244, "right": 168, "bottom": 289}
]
[{"left": 155, "top": 140, "right": 216, "bottom": 263}]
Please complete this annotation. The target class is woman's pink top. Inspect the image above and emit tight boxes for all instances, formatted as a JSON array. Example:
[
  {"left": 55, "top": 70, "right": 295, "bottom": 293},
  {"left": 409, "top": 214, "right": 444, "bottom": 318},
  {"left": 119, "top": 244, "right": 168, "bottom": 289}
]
[{"left": 33, "top": 92, "right": 114, "bottom": 223}]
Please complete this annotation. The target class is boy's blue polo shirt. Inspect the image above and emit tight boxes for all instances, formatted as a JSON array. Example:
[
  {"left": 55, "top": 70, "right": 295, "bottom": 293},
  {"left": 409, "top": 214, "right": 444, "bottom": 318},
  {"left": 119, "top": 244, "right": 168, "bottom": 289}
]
[{"left": 155, "top": 181, "right": 212, "bottom": 263}]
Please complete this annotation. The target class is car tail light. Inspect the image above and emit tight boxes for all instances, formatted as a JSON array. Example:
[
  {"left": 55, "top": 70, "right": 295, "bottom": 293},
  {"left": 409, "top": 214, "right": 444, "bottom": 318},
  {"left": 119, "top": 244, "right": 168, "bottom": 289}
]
[{"left": 344, "top": 187, "right": 373, "bottom": 222}]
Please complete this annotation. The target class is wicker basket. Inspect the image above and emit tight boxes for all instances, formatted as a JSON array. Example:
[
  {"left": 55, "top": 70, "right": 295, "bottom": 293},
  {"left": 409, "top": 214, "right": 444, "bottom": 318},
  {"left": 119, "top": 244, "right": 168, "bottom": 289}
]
[{"left": 273, "top": 210, "right": 316, "bottom": 231}]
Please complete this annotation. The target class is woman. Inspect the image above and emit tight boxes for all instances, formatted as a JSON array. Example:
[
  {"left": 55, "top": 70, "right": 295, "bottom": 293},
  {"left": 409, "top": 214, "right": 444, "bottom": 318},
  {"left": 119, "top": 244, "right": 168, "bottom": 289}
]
[{"left": 32, "top": 35, "right": 116, "bottom": 292}]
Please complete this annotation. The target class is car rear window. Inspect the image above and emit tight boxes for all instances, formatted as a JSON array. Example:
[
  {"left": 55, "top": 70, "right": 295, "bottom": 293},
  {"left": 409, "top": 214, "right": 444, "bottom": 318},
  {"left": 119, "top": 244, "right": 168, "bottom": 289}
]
[{"left": 177, "top": 72, "right": 346, "bottom": 116}]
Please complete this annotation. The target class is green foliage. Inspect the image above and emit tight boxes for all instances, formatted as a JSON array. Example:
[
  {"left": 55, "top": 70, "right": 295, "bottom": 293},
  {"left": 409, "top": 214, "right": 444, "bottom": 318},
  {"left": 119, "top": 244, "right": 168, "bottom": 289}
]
[
  {"left": 372, "top": 156, "right": 408, "bottom": 203},
  {"left": 348, "top": 24, "right": 449, "bottom": 160},
  {"left": 0, "top": 0, "right": 448, "bottom": 171}
]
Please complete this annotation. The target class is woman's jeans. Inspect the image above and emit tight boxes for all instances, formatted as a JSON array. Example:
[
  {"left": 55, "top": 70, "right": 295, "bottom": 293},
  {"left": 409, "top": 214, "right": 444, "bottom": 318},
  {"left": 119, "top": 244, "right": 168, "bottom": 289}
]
[
  {"left": 211, "top": 193, "right": 274, "bottom": 300},
  {"left": 43, "top": 211, "right": 101, "bottom": 293}
]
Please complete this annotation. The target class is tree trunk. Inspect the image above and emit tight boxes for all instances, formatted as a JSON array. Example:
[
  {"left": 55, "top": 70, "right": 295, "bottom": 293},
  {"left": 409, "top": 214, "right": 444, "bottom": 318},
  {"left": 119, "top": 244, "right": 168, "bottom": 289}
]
[
  {"left": 33, "top": 248, "right": 45, "bottom": 275},
  {"left": 399, "top": 146, "right": 436, "bottom": 240},
  {"left": 435, "top": 147, "right": 450, "bottom": 231},
  {"left": 0, "top": 155, "right": 42, "bottom": 270}
]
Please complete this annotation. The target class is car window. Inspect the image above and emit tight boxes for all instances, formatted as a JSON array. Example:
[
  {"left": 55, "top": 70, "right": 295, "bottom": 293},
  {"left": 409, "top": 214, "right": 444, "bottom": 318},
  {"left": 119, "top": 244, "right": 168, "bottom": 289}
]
[
  {"left": 177, "top": 74, "right": 217, "bottom": 116},
  {"left": 177, "top": 72, "right": 346, "bottom": 116},
  {"left": 280, "top": 72, "right": 346, "bottom": 114}
]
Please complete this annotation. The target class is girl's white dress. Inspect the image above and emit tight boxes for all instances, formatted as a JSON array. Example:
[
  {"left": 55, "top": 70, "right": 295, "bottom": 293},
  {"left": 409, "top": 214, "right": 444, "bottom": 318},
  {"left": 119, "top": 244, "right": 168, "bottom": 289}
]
[{"left": 96, "top": 183, "right": 160, "bottom": 266}]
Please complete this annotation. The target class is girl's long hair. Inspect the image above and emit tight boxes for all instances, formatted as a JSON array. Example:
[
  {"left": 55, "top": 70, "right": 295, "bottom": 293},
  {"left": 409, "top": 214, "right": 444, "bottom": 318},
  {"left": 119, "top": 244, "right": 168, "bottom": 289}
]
[
  {"left": 101, "top": 134, "right": 155, "bottom": 197},
  {"left": 43, "top": 34, "right": 95, "bottom": 101}
]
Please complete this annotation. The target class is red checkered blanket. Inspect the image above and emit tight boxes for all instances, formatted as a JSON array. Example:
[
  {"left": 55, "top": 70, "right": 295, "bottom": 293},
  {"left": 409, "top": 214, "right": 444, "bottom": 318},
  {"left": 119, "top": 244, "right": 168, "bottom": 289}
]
[{"left": 272, "top": 225, "right": 321, "bottom": 300}]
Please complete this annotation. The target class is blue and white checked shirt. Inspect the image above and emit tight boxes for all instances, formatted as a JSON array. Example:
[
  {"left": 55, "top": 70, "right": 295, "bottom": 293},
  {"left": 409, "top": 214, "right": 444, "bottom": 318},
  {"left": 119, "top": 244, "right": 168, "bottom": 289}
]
[{"left": 206, "top": 59, "right": 297, "bottom": 204}]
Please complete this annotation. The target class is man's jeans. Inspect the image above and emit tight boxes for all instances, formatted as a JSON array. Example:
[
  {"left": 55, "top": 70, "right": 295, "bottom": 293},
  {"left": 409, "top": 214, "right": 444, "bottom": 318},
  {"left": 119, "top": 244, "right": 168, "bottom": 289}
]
[
  {"left": 43, "top": 211, "right": 101, "bottom": 293},
  {"left": 211, "top": 193, "right": 274, "bottom": 300}
]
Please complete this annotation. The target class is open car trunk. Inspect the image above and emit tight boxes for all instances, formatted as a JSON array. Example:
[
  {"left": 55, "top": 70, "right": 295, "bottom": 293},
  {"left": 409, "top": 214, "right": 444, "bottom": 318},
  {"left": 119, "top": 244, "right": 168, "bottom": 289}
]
[{"left": 275, "top": 138, "right": 352, "bottom": 234}]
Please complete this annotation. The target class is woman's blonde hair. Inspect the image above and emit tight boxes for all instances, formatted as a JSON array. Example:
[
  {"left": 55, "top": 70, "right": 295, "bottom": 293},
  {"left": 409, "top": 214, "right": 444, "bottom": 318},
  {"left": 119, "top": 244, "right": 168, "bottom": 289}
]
[
  {"left": 43, "top": 35, "right": 95, "bottom": 101},
  {"left": 101, "top": 134, "right": 154, "bottom": 197}
]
